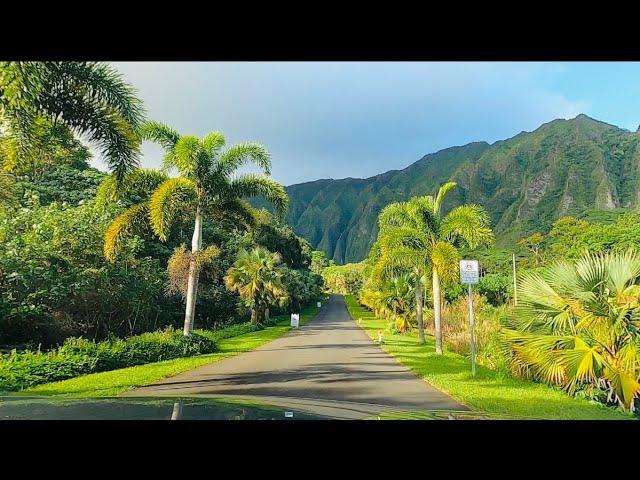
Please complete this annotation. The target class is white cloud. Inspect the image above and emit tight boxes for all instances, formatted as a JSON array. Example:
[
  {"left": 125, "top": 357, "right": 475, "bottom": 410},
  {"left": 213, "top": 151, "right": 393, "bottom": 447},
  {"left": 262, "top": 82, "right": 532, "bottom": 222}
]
[{"left": 89, "top": 62, "right": 588, "bottom": 185}]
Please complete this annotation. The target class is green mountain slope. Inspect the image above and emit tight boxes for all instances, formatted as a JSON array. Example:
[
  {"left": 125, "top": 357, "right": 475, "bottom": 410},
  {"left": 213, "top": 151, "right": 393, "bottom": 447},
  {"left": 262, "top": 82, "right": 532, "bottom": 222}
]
[{"left": 265, "top": 114, "right": 640, "bottom": 263}]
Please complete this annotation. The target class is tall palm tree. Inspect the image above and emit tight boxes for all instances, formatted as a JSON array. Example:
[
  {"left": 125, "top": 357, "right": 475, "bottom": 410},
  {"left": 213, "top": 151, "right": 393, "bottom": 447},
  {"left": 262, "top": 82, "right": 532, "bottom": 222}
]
[
  {"left": 0, "top": 62, "right": 144, "bottom": 181},
  {"left": 224, "top": 247, "right": 288, "bottom": 324},
  {"left": 504, "top": 250, "right": 640, "bottom": 411},
  {"left": 103, "top": 122, "right": 288, "bottom": 335},
  {"left": 375, "top": 182, "right": 493, "bottom": 352}
]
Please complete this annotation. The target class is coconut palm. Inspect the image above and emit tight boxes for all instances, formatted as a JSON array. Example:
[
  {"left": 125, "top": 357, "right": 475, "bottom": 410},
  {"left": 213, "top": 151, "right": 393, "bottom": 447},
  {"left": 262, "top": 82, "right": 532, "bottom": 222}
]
[
  {"left": 224, "top": 247, "right": 289, "bottom": 324},
  {"left": 503, "top": 250, "right": 640, "bottom": 411},
  {"left": 375, "top": 183, "right": 493, "bottom": 352},
  {"left": 0, "top": 62, "right": 144, "bottom": 181},
  {"left": 103, "top": 122, "right": 288, "bottom": 335}
]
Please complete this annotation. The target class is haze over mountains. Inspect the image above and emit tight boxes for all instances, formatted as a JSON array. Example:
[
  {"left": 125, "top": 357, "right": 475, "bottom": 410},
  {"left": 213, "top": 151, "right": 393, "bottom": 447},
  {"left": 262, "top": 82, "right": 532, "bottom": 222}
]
[{"left": 257, "top": 114, "right": 640, "bottom": 263}]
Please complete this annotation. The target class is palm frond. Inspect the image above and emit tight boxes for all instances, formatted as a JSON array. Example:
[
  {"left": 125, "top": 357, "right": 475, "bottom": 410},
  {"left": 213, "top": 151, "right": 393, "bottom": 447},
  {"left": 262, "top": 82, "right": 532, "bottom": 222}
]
[
  {"left": 431, "top": 241, "right": 460, "bottom": 284},
  {"left": 209, "top": 198, "right": 258, "bottom": 228},
  {"left": 148, "top": 177, "right": 197, "bottom": 241},
  {"left": 229, "top": 174, "right": 288, "bottom": 215},
  {"left": 138, "top": 121, "right": 180, "bottom": 151},
  {"left": 172, "top": 135, "right": 204, "bottom": 178},
  {"left": 103, "top": 202, "right": 149, "bottom": 261},
  {"left": 1, "top": 62, "right": 144, "bottom": 183},
  {"left": 202, "top": 131, "right": 226, "bottom": 158},
  {"left": 217, "top": 143, "right": 270, "bottom": 176},
  {"left": 95, "top": 169, "right": 168, "bottom": 208},
  {"left": 434, "top": 181, "right": 457, "bottom": 215},
  {"left": 440, "top": 204, "right": 494, "bottom": 248}
]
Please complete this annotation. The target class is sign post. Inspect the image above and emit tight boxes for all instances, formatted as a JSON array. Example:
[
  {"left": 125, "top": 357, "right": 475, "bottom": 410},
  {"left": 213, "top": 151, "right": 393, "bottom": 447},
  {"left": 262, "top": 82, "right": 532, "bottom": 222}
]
[
  {"left": 459, "top": 259, "right": 479, "bottom": 377},
  {"left": 290, "top": 313, "right": 300, "bottom": 328}
]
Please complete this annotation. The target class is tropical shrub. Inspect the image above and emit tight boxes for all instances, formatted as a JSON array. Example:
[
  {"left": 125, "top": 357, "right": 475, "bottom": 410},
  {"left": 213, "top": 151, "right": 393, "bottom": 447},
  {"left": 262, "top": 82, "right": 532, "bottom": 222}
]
[
  {"left": 224, "top": 247, "right": 288, "bottom": 324},
  {"left": 477, "top": 272, "right": 511, "bottom": 306},
  {"left": 281, "top": 267, "right": 323, "bottom": 313},
  {"left": 0, "top": 328, "right": 216, "bottom": 392},
  {"left": 0, "top": 198, "right": 178, "bottom": 346},
  {"left": 428, "top": 293, "right": 507, "bottom": 369},
  {"left": 503, "top": 250, "right": 640, "bottom": 411}
]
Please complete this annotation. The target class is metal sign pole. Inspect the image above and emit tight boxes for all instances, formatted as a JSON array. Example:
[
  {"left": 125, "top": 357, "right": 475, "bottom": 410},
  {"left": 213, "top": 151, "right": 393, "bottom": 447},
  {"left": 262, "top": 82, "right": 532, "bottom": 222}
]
[
  {"left": 460, "top": 259, "right": 479, "bottom": 377},
  {"left": 467, "top": 282, "right": 476, "bottom": 377}
]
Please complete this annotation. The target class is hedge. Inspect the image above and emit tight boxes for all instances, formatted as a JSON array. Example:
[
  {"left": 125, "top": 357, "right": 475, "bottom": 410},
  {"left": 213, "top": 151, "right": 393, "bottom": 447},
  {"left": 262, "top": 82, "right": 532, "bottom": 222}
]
[{"left": 0, "top": 328, "right": 216, "bottom": 392}]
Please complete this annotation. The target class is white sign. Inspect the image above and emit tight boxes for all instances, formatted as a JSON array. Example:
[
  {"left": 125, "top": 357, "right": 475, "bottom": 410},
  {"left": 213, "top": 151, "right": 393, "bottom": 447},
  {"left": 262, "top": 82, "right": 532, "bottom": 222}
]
[
  {"left": 460, "top": 260, "right": 479, "bottom": 284},
  {"left": 317, "top": 301, "right": 322, "bottom": 308},
  {"left": 290, "top": 313, "right": 300, "bottom": 328}
]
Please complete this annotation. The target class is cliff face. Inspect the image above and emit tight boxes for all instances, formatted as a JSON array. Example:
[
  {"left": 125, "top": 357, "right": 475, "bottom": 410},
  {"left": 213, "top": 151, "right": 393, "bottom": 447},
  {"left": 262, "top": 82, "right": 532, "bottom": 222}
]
[{"left": 269, "top": 115, "right": 640, "bottom": 263}]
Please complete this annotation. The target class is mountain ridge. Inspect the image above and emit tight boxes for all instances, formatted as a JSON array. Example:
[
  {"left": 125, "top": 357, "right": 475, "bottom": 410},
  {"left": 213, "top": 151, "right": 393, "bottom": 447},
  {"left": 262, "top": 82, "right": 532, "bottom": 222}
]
[{"left": 262, "top": 114, "right": 640, "bottom": 263}]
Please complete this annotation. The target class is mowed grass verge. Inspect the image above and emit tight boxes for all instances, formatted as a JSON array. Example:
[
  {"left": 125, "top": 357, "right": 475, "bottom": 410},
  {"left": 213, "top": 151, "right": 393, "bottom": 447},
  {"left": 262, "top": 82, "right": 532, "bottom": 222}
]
[
  {"left": 344, "top": 295, "right": 632, "bottom": 420},
  {"left": 14, "top": 305, "right": 320, "bottom": 398}
]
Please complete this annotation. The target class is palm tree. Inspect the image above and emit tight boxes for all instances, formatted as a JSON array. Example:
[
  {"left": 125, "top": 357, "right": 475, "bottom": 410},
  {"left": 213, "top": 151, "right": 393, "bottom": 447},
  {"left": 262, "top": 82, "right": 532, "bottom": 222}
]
[
  {"left": 375, "top": 182, "right": 493, "bottom": 352},
  {"left": 0, "top": 62, "right": 144, "bottom": 181},
  {"left": 504, "top": 250, "right": 640, "bottom": 411},
  {"left": 103, "top": 122, "right": 288, "bottom": 335},
  {"left": 224, "top": 247, "right": 288, "bottom": 324}
]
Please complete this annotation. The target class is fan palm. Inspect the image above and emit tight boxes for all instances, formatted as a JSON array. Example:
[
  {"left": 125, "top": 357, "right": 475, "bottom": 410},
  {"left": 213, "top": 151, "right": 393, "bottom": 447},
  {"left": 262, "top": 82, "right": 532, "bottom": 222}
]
[
  {"left": 103, "top": 122, "right": 288, "bottom": 335},
  {"left": 0, "top": 62, "right": 144, "bottom": 182},
  {"left": 375, "top": 183, "right": 493, "bottom": 351},
  {"left": 224, "top": 247, "right": 289, "bottom": 324},
  {"left": 504, "top": 250, "right": 640, "bottom": 411}
]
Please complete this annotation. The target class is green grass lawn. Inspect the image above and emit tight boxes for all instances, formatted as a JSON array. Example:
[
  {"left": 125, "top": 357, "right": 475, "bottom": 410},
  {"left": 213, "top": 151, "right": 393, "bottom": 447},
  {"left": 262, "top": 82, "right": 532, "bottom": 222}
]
[
  {"left": 14, "top": 304, "right": 320, "bottom": 398},
  {"left": 344, "top": 295, "right": 632, "bottom": 420}
]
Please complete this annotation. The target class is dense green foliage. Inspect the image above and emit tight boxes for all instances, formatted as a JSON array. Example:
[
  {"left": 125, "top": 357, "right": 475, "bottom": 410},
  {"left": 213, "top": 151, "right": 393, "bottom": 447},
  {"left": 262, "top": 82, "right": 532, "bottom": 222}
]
[
  {"left": 504, "top": 250, "right": 640, "bottom": 411},
  {"left": 363, "top": 184, "right": 494, "bottom": 350},
  {"left": 0, "top": 329, "right": 216, "bottom": 392},
  {"left": 345, "top": 295, "right": 629, "bottom": 419},
  {"left": 0, "top": 196, "right": 177, "bottom": 346},
  {"left": 268, "top": 115, "right": 640, "bottom": 263},
  {"left": 0, "top": 62, "right": 322, "bottom": 351},
  {"left": 339, "top": 182, "right": 640, "bottom": 415}
]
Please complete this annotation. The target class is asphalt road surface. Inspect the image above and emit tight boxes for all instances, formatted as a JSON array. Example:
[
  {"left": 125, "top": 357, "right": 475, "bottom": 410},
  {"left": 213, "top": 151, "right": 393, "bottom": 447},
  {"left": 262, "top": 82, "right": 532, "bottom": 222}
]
[{"left": 125, "top": 295, "right": 467, "bottom": 415}]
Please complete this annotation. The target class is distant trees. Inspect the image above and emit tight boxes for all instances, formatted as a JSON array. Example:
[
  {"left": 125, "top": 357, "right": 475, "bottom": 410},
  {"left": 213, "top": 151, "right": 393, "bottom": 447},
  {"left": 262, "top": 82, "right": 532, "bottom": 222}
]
[
  {"left": 322, "top": 262, "right": 365, "bottom": 295},
  {"left": 310, "top": 250, "right": 331, "bottom": 275},
  {"left": 518, "top": 232, "right": 544, "bottom": 265}
]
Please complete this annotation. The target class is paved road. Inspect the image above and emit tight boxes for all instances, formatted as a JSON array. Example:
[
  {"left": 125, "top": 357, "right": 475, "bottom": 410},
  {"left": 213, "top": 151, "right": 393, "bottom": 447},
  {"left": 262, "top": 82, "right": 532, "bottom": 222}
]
[{"left": 125, "top": 295, "right": 466, "bottom": 414}]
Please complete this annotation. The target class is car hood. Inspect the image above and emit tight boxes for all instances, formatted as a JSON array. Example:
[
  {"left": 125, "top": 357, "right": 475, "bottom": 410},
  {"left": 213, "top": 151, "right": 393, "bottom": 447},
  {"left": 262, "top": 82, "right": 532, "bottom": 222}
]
[{"left": 0, "top": 395, "right": 516, "bottom": 420}]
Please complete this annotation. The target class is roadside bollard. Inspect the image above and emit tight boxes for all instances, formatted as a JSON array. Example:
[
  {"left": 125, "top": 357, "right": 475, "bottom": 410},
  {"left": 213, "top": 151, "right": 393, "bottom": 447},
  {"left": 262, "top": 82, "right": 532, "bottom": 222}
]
[{"left": 377, "top": 330, "right": 384, "bottom": 344}]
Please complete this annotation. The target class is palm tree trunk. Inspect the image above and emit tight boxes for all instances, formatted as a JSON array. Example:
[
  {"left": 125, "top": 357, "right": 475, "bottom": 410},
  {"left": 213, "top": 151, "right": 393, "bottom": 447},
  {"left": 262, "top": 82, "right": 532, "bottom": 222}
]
[
  {"left": 183, "top": 206, "right": 202, "bottom": 336},
  {"left": 251, "top": 308, "right": 258, "bottom": 324},
  {"left": 415, "top": 281, "right": 425, "bottom": 344},
  {"left": 264, "top": 307, "right": 269, "bottom": 323},
  {"left": 433, "top": 267, "right": 443, "bottom": 354}
]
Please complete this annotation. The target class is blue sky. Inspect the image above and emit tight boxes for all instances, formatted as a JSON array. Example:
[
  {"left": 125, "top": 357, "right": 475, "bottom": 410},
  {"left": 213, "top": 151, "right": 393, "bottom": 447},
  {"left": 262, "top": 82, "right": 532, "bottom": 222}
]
[{"left": 93, "top": 62, "right": 640, "bottom": 186}]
